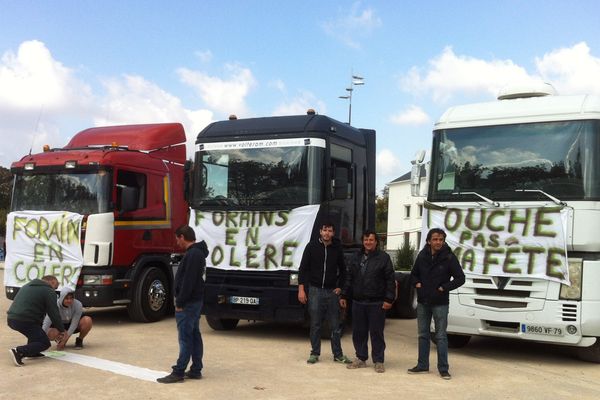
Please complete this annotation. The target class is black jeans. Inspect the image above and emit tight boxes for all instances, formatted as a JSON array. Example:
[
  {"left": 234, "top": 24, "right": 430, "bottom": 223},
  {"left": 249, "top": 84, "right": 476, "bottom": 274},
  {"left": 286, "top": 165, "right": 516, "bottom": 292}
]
[
  {"left": 351, "top": 300, "right": 387, "bottom": 363},
  {"left": 7, "top": 318, "right": 51, "bottom": 356}
]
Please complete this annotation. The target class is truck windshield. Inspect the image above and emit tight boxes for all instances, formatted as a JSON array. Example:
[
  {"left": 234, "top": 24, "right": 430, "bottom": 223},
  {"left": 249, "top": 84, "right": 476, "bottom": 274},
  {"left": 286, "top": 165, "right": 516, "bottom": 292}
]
[
  {"left": 429, "top": 120, "right": 600, "bottom": 202},
  {"left": 192, "top": 143, "right": 324, "bottom": 208},
  {"left": 11, "top": 170, "right": 111, "bottom": 214}
]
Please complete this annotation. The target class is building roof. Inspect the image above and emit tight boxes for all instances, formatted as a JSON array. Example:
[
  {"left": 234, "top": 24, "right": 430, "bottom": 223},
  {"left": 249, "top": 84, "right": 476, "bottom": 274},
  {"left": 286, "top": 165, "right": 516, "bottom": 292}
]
[{"left": 388, "top": 165, "right": 426, "bottom": 184}]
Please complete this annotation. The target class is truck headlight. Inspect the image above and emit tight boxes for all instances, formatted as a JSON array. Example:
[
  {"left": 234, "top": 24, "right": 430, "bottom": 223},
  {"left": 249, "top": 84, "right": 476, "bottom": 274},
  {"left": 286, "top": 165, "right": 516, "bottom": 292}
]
[
  {"left": 560, "top": 259, "right": 582, "bottom": 300},
  {"left": 83, "top": 274, "right": 113, "bottom": 285},
  {"left": 289, "top": 273, "right": 299, "bottom": 286}
]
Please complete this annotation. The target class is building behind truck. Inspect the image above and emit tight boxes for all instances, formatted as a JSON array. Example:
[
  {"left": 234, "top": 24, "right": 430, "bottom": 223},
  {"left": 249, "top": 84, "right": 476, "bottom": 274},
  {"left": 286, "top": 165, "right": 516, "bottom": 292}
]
[
  {"left": 411, "top": 83, "right": 600, "bottom": 362},
  {"left": 187, "top": 111, "right": 378, "bottom": 331},
  {"left": 4, "top": 123, "right": 188, "bottom": 322}
]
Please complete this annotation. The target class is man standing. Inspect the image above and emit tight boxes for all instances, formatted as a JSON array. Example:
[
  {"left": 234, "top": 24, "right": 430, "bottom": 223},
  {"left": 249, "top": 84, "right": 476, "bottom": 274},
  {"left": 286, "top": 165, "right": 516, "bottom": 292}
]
[
  {"left": 42, "top": 287, "right": 93, "bottom": 350},
  {"left": 408, "top": 228, "right": 465, "bottom": 380},
  {"left": 298, "top": 220, "right": 351, "bottom": 365},
  {"left": 7, "top": 275, "right": 66, "bottom": 366},
  {"left": 157, "top": 225, "right": 209, "bottom": 384},
  {"left": 340, "top": 230, "right": 395, "bottom": 373}
]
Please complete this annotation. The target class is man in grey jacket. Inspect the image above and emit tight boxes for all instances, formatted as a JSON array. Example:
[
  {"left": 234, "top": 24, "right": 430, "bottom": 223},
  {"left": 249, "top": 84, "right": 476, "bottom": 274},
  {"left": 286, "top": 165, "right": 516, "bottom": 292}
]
[{"left": 43, "top": 287, "right": 93, "bottom": 350}]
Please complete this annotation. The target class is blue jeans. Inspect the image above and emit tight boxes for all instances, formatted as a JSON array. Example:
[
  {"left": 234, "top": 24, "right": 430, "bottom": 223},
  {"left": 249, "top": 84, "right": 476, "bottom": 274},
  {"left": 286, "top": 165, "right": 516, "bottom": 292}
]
[
  {"left": 308, "top": 286, "right": 343, "bottom": 358},
  {"left": 416, "top": 303, "right": 449, "bottom": 373},
  {"left": 7, "top": 318, "right": 51, "bottom": 356},
  {"left": 351, "top": 301, "right": 387, "bottom": 363},
  {"left": 172, "top": 300, "right": 204, "bottom": 376}
]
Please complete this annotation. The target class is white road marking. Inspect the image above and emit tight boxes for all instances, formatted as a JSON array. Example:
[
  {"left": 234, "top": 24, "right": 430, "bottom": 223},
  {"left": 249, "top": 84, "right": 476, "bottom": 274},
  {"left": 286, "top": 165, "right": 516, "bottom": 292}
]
[{"left": 43, "top": 351, "right": 168, "bottom": 382}]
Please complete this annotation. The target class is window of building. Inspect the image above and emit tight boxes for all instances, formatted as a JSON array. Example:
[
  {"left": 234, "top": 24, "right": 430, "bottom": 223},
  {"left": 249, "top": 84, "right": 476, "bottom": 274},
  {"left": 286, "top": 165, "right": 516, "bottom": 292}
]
[
  {"left": 404, "top": 232, "right": 410, "bottom": 247},
  {"left": 404, "top": 205, "right": 411, "bottom": 218},
  {"left": 418, "top": 204, "right": 423, "bottom": 217}
]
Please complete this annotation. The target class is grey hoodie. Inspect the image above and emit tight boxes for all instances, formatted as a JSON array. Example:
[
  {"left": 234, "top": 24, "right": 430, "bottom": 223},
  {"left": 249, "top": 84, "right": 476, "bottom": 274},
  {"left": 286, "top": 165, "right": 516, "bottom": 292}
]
[{"left": 42, "top": 287, "right": 84, "bottom": 336}]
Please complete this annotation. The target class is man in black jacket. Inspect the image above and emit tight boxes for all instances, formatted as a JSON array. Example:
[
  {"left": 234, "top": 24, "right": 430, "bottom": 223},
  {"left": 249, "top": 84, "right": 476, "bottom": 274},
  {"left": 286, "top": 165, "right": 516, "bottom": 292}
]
[
  {"left": 298, "top": 220, "right": 351, "bottom": 365},
  {"left": 340, "top": 230, "right": 395, "bottom": 373},
  {"left": 408, "top": 228, "right": 465, "bottom": 380},
  {"left": 158, "top": 225, "right": 209, "bottom": 384}
]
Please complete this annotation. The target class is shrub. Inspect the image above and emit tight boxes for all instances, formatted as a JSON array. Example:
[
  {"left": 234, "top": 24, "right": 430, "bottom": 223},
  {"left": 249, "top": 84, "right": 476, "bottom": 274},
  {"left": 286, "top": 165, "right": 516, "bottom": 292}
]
[{"left": 394, "top": 241, "right": 417, "bottom": 271}]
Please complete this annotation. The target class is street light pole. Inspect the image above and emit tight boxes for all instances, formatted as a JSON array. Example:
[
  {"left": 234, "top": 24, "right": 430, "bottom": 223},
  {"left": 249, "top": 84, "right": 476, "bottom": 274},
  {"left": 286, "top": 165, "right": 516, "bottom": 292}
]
[{"left": 339, "top": 74, "right": 364, "bottom": 125}]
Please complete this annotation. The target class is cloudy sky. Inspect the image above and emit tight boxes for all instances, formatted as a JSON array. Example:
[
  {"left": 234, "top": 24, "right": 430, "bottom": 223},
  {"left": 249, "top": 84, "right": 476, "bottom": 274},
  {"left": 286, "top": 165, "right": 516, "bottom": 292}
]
[{"left": 1, "top": 1, "right": 600, "bottom": 192}]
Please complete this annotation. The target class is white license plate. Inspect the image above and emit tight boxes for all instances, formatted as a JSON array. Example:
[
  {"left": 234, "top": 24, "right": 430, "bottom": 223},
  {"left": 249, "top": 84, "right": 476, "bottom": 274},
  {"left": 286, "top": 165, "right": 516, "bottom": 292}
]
[
  {"left": 229, "top": 296, "right": 259, "bottom": 305},
  {"left": 521, "top": 324, "right": 564, "bottom": 336}
]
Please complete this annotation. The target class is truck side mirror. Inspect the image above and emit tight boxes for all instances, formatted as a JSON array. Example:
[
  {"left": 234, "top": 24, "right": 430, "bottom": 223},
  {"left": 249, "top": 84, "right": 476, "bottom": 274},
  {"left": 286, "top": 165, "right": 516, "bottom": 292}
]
[
  {"left": 184, "top": 160, "right": 193, "bottom": 202},
  {"left": 119, "top": 186, "right": 139, "bottom": 213}
]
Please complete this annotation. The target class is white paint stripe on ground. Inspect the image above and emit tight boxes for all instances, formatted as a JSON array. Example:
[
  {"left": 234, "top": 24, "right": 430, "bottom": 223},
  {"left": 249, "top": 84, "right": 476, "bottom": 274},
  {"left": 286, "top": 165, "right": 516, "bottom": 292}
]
[{"left": 43, "top": 351, "right": 168, "bottom": 383}]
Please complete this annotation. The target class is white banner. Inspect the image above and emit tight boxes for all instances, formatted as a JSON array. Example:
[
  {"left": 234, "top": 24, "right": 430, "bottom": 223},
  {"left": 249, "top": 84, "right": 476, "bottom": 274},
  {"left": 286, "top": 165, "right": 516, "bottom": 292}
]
[
  {"left": 4, "top": 211, "right": 84, "bottom": 289},
  {"left": 190, "top": 205, "right": 320, "bottom": 271},
  {"left": 422, "top": 205, "right": 570, "bottom": 285}
]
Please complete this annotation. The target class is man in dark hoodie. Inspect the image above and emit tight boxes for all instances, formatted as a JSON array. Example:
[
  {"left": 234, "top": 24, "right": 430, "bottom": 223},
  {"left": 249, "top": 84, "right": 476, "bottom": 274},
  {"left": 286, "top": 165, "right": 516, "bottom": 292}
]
[
  {"left": 408, "top": 228, "right": 465, "bottom": 380},
  {"left": 157, "top": 225, "right": 209, "bottom": 384},
  {"left": 7, "top": 275, "right": 66, "bottom": 366},
  {"left": 298, "top": 220, "right": 351, "bottom": 365}
]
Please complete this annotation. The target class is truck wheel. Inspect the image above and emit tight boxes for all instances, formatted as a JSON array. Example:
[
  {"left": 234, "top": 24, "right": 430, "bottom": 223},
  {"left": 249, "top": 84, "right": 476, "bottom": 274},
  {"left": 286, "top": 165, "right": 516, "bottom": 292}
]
[
  {"left": 128, "top": 267, "right": 170, "bottom": 323},
  {"left": 577, "top": 339, "right": 600, "bottom": 363},
  {"left": 393, "top": 272, "right": 418, "bottom": 319},
  {"left": 206, "top": 316, "right": 239, "bottom": 331},
  {"left": 431, "top": 334, "right": 471, "bottom": 348}
]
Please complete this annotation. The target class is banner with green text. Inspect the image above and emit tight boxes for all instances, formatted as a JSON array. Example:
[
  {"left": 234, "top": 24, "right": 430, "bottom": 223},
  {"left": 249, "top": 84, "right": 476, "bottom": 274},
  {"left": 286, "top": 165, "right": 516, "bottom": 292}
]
[
  {"left": 422, "top": 205, "right": 570, "bottom": 285},
  {"left": 4, "top": 211, "right": 84, "bottom": 289},
  {"left": 191, "top": 205, "right": 319, "bottom": 271}
]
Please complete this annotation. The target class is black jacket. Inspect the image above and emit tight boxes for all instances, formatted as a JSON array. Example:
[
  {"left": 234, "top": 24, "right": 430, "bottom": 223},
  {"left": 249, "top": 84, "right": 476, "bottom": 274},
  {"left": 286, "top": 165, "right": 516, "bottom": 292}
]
[
  {"left": 410, "top": 243, "right": 465, "bottom": 305},
  {"left": 298, "top": 238, "right": 346, "bottom": 289},
  {"left": 175, "top": 241, "right": 209, "bottom": 309},
  {"left": 342, "top": 249, "right": 396, "bottom": 304}
]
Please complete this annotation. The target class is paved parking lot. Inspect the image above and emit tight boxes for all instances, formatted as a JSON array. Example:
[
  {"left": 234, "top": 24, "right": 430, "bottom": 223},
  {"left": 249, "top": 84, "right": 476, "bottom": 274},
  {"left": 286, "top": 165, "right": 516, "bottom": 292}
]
[{"left": 2, "top": 266, "right": 600, "bottom": 399}]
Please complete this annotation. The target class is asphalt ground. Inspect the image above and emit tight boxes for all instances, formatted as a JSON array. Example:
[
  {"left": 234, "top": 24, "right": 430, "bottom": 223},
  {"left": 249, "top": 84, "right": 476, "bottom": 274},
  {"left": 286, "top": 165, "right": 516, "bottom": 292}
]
[{"left": 2, "top": 265, "right": 600, "bottom": 400}]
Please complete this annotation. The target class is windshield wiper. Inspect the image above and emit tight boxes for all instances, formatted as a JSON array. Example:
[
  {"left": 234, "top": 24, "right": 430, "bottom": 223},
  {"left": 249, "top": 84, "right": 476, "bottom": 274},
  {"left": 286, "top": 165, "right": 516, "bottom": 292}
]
[
  {"left": 452, "top": 191, "right": 499, "bottom": 207},
  {"left": 514, "top": 189, "right": 566, "bottom": 206}
]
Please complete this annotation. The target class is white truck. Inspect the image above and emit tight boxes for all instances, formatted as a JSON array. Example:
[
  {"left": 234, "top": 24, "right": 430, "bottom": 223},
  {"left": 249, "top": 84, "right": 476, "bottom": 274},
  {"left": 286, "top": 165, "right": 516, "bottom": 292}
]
[{"left": 412, "top": 83, "right": 600, "bottom": 362}]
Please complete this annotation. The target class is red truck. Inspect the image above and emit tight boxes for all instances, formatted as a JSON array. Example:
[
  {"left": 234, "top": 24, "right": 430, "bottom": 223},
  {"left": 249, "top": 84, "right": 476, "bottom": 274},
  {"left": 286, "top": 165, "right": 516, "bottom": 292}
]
[{"left": 4, "top": 123, "right": 188, "bottom": 322}]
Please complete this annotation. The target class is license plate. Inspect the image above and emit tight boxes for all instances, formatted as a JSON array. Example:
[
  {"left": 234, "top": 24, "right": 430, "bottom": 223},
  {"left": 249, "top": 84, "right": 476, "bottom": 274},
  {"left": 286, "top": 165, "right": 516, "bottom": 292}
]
[
  {"left": 521, "top": 324, "right": 564, "bottom": 336},
  {"left": 229, "top": 296, "right": 259, "bottom": 305}
]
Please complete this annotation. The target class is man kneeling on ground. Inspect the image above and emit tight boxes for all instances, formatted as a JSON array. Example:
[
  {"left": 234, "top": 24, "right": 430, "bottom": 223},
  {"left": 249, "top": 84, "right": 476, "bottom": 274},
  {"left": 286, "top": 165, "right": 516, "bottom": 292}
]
[{"left": 43, "top": 287, "right": 92, "bottom": 350}]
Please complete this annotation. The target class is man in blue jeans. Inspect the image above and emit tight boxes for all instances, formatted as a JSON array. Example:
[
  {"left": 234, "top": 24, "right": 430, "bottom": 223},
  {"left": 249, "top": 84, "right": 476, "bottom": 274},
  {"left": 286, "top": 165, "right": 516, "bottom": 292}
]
[
  {"left": 157, "top": 225, "right": 208, "bottom": 384},
  {"left": 408, "top": 228, "right": 465, "bottom": 380},
  {"left": 298, "top": 220, "right": 351, "bottom": 365}
]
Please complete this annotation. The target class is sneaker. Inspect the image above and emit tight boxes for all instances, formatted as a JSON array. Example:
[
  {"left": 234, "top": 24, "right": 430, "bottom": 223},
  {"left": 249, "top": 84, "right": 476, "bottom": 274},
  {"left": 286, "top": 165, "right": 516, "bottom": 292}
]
[
  {"left": 185, "top": 371, "right": 202, "bottom": 379},
  {"left": 346, "top": 359, "right": 367, "bottom": 369},
  {"left": 9, "top": 348, "right": 24, "bottom": 366},
  {"left": 306, "top": 354, "right": 319, "bottom": 364},
  {"left": 333, "top": 355, "right": 352, "bottom": 364},
  {"left": 407, "top": 366, "right": 429, "bottom": 374},
  {"left": 374, "top": 362, "right": 385, "bottom": 373},
  {"left": 75, "top": 337, "right": 83, "bottom": 349},
  {"left": 157, "top": 373, "right": 184, "bottom": 384},
  {"left": 440, "top": 371, "right": 452, "bottom": 380}
]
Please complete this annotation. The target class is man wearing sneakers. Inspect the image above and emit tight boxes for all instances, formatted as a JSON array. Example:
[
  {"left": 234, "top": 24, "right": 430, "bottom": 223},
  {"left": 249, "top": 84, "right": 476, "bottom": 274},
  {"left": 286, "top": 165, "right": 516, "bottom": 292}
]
[
  {"left": 340, "top": 230, "right": 396, "bottom": 373},
  {"left": 408, "top": 228, "right": 465, "bottom": 380},
  {"left": 42, "top": 287, "right": 92, "bottom": 350},
  {"left": 7, "top": 275, "right": 66, "bottom": 366},
  {"left": 298, "top": 219, "right": 351, "bottom": 365}
]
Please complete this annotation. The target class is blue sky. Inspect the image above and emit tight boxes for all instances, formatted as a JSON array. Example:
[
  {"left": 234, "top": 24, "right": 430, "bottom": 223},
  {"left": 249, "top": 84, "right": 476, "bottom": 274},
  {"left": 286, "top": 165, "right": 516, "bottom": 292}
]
[{"left": 1, "top": 1, "right": 600, "bottom": 193}]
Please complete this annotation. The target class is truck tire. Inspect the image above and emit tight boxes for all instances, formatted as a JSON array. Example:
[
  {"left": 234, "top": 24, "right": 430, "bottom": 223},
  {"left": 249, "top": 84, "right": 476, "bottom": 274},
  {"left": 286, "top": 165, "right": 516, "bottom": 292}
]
[
  {"left": 206, "top": 316, "right": 239, "bottom": 331},
  {"left": 430, "top": 333, "right": 471, "bottom": 348},
  {"left": 577, "top": 339, "right": 600, "bottom": 363},
  {"left": 128, "top": 267, "right": 171, "bottom": 323},
  {"left": 392, "top": 272, "right": 418, "bottom": 319}
]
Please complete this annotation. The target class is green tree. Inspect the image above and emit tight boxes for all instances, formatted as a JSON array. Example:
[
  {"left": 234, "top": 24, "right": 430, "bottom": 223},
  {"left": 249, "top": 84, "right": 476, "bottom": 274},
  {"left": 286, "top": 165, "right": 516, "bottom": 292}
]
[
  {"left": 375, "top": 185, "right": 389, "bottom": 247},
  {"left": 394, "top": 240, "right": 416, "bottom": 271},
  {"left": 0, "top": 166, "right": 12, "bottom": 237}
]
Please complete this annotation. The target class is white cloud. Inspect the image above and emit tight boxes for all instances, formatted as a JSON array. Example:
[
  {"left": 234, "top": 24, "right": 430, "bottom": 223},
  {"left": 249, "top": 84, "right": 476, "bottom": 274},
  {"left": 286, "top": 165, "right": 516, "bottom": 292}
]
[
  {"left": 96, "top": 74, "right": 213, "bottom": 159},
  {"left": 269, "top": 79, "right": 286, "bottom": 93},
  {"left": 390, "top": 105, "right": 430, "bottom": 126},
  {"left": 194, "top": 50, "right": 213, "bottom": 63},
  {"left": 322, "top": 2, "right": 382, "bottom": 49},
  {"left": 535, "top": 42, "right": 600, "bottom": 95},
  {"left": 177, "top": 63, "right": 256, "bottom": 117},
  {"left": 272, "top": 90, "right": 327, "bottom": 116},
  {"left": 400, "top": 46, "right": 538, "bottom": 103},
  {"left": 377, "top": 148, "right": 401, "bottom": 176}
]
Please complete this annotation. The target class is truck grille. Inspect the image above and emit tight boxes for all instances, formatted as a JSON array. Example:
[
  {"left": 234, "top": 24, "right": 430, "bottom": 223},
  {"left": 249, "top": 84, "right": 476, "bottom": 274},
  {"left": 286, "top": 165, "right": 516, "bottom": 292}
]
[
  {"left": 460, "top": 276, "right": 549, "bottom": 311},
  {"left": 561, "top": 303, "right": 578, "bottom": 322}
]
